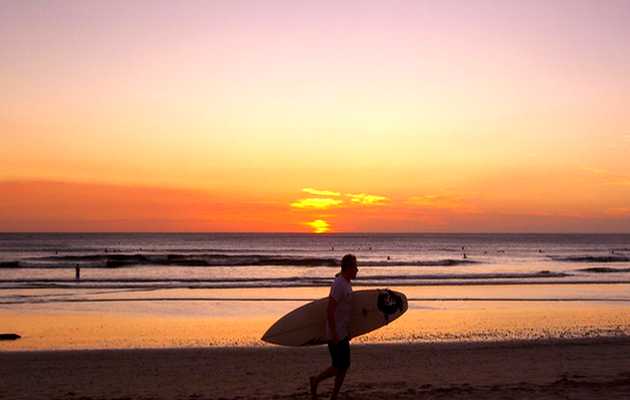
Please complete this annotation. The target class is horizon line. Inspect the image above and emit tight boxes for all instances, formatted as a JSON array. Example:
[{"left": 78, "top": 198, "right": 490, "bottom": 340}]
[{"left": 1, "top": 231, "right": 629, "bottom": 235}]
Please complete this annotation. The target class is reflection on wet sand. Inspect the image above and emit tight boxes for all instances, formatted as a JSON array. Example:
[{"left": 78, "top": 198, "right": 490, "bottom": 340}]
[{"left": 1, "top": 288, "right": 629, "bottom": 351}]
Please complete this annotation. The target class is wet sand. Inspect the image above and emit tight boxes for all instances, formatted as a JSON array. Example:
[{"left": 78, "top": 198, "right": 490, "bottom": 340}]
[
  {"left": 2, "top": 285, "right": 629, "bottom": 398},
  {"left": 2, "top": 285, "right": 630, "bottom": 350},
  {"left": 1, "top": 338, "right": 629, "bottom": 399}
]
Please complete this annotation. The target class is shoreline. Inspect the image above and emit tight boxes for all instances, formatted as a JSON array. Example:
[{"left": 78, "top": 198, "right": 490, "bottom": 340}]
[
  {"left": 2, "top": 287, "right": 630, "bottom": 351},
  {"left": 2, "top": 334, "right": 629, "bottom": 354},
  {"left": 2, "top": 337, "right": 629, "bottom": 399},
  {"left": 4, "top": 279, "right": 630, "bottom": 290}
]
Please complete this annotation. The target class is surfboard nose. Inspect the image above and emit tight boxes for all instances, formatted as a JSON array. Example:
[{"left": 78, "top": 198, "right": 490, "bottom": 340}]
[
  {"left": 260, "top": 322, "right": 282, "bottom": 345},
  {"left": 377, "top": 289, "right": 407, "bottom": 321}
]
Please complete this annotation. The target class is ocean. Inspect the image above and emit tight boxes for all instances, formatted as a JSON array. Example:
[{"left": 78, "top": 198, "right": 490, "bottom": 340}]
[
  {"left": 2, "top": 233, "right": 630, "bottom": 350},
  {"left": 1, "top": 233, "right": 630, "bottom": 291}
]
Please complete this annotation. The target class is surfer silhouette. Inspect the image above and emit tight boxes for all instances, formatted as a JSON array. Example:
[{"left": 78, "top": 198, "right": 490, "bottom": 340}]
[{"left": 310, "top": 254, "right": 358, "bottom": 400}]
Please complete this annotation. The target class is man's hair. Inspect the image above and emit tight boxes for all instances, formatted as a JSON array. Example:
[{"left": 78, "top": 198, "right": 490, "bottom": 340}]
[{"left": 340, "top": 254, "right": 357, "bottom": 271}]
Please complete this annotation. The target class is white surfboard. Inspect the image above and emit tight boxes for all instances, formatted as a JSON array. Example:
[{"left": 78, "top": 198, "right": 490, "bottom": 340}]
[{"left": 261, "top": 289, "right": 407, "bottom": 346}]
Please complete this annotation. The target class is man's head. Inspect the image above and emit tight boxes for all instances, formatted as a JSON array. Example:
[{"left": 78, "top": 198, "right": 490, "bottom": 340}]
[{"left": 340, "top": 254, "right": 358, "bottom": 280}]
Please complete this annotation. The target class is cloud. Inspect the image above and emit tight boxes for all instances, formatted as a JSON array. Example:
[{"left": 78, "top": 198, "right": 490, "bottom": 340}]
[
  {"left": 580, "top": 166, "right": 630, "bottom": 186},
  {"left": 306, "top": 219, "right": 330, "bottom": 233},
  {"left": 407, "top": 194, "right": 478, "bottom": 213},
  {"left": 0, "top": 180, "right": 299, "bottom": 232},
  {"left": 290, "top": 198, "right": 343, "bottom": 209},
  {"left": 606, "top": 208, "right": 630, "bottom": 217},
  {"left": 408, "top": 194, "right": 457, "bottom": 207},
  {"left": 302, "top": 188, "right": 341, "bottom": 196},
  {"left": 581, "top": 167, "right": 610, "bottom": 176},
  {"left": 605, "top": 180, "right": 630, "bottom": 186},
  {"left": 346, "top": 193, "right": 389, "bottom": 205}
]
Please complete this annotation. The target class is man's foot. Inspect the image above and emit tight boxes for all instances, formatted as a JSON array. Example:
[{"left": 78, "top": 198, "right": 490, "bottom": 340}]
[{"left": 309, "top": 376, "right": 318, "bottom": 399}]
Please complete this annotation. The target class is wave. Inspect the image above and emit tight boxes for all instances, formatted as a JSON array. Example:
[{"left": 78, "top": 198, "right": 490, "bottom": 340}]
[
  {"left": 366, "top": 259, "right": 479, "bottom": 267},
  {"left": 360, "top": 271, "right": 569, "bottom": 280},
  {"left": 17, "top": 254, "right": 339, "bottom": 268},
  {"left": 576, "top": 267, "right": 630, "bottom": 273},
  {"left": 4, "top": 279, "right": 630, "bottom": 291},
  {"left": 3, "top": 254, "right": 479, "bottom": 268},
  {"left": 0, "top": 262, "right": 19, "bottom": 268},
  {"left": 549, "top": 255, "right": 630, "bottom": 263},
  {"left": 0, "top": 247, "right": 300, "bottom": 254},
  {"left": 0, "top": 271, "right": 572, "bottom": 290},
  {"left": 3, "top": 296, "right": 630, "bottom": 306}
]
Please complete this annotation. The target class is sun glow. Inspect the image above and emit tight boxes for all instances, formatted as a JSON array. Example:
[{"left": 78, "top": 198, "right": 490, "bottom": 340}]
[{"left": 306, "top": 219, "right": 330, "bottom": 234}]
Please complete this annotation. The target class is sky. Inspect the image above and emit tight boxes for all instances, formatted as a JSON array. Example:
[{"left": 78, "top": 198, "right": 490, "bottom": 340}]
[{"left": 1, "top": 0, "right": 630, "bottom": 233}]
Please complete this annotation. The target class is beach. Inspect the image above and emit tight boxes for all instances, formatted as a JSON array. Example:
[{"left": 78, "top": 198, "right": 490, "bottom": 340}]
[
  {"left": 2, "top": 338, "right": 629, "bottom": 399},
  {"left": 2, "top": 287, "right": 630, "bottom": 399},
  {"left": 2, "top": 234, "right": 630, "bottom": 399}
]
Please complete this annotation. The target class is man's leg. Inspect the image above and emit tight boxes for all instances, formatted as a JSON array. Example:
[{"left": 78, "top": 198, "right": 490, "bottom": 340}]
[
  {"left": 310, "top": 366, "right": 337, "bottom": 399},
  {"left": 330, "top": 368, "right": 347, "bottom": 400},
  {"left": 329, "top": 338, "right": 350, "bottom": 399}
]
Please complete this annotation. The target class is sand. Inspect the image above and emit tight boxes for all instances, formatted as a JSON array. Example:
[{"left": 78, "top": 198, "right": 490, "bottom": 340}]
[
  {"left": 1, "top": 338, "right": 629, "bottom": 400},
  {"left": 3, "top": 289, "right": 630, "bottom": 351}
]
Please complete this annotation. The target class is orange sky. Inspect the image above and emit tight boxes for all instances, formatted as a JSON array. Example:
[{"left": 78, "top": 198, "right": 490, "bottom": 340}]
[{"left": 1, "top": 1, "right": 630, "bottom": 232}]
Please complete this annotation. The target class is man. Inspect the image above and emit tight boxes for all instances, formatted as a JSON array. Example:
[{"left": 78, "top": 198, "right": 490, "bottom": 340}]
[{"left": 310, "top": 254, "right": 358, "bottom": 400}]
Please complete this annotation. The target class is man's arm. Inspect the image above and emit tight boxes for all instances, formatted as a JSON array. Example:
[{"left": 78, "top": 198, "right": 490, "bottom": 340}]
[{"left": 327, "top": 296, "right": 338, "bottom": 343}]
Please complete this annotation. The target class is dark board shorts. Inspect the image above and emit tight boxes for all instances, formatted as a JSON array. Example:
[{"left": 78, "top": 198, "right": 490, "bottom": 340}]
[{"left": 328, "top": 337, "right": 350, "bottom": 370}]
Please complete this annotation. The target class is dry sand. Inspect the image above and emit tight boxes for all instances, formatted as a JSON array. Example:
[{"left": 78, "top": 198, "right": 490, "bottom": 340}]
[{"left": 1, "top": 337, "right": 629, "bottom": 400}]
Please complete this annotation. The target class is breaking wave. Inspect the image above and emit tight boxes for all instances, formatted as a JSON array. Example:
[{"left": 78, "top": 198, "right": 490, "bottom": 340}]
[
  {"left": 0, "top": 271, "right": 575, "bottom": 290},
  {"left": 549, "top": 255, "right": 630, "bottom": 263},
  {"left": 576, "top": 267, "right": 630, "bottom": 273},
  {"left": 2, "top": 254, "right": 480, "bottom": 268}
]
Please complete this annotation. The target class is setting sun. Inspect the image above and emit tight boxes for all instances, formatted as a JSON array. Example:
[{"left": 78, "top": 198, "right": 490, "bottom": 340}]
[{"left": 305, "top": 219, "right": 331, "bottom": 234}]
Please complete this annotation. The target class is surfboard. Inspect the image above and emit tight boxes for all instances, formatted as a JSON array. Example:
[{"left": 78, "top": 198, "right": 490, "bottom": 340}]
[{"left": 261, "top": 289, "right": 407, "bottom": 346}]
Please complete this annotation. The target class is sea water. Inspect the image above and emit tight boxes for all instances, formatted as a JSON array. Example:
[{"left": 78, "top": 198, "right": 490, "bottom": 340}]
[
  {"left": 1, "top": 233, "right": 629, "bottom": 349},
  {"left": 1, "top": 233, "right": 630, "bottom": 289}
]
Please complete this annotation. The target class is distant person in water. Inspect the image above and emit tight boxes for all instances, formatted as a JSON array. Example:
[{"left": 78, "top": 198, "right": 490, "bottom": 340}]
[
  {"left": 310, "top": 254, "right": 358, "bottom": 400},
  {"left": 75, "top": 265, "right": 80, "bottom": 281}
]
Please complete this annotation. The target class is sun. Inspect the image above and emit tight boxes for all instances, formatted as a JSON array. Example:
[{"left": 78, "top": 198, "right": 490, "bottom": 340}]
[{"left": 306, "top": 219, "right": 330, "bottom": 234}]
